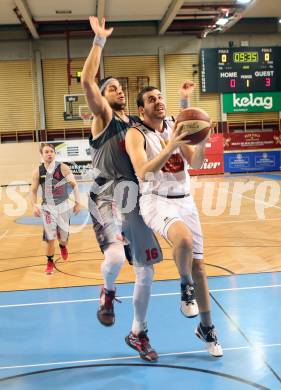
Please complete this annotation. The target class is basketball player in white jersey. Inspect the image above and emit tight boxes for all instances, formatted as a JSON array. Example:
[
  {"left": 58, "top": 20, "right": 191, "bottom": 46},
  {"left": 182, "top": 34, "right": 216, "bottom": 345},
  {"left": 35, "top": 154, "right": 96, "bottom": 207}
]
[{"left": 125, "top": 84, "right": 223, "bottom": 357}]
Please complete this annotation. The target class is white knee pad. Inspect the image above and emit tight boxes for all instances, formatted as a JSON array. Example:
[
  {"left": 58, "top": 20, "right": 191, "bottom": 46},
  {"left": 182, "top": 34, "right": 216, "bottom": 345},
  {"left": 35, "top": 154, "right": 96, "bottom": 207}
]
[
  {"left": 103, "top": 243, "right": 125, "bottom": 265},
  {"left": 102, "top": 243, "right": 125, "bottom": 274},
  {"left": 134, "top": 265, "right": 154, "bottom": 286}
]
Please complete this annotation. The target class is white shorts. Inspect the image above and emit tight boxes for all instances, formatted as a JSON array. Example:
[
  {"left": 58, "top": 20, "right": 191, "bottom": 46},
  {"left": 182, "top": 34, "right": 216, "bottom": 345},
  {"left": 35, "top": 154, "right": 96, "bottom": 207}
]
[
  {"left": 139, "top": 194, "right": 203, "bottom": 260},
  {"left": 42, "top": 200, "right": 71, "bottom": 242}
]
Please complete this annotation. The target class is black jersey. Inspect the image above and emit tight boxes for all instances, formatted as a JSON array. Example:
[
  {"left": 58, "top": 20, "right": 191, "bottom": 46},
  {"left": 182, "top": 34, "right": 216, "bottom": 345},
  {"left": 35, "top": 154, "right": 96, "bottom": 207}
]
[
  {"left": 89, "top": 113, "right": 140, "bottom": 185},
  {"left": 39, "top": 162, "right": 69, "bottom": 205}
]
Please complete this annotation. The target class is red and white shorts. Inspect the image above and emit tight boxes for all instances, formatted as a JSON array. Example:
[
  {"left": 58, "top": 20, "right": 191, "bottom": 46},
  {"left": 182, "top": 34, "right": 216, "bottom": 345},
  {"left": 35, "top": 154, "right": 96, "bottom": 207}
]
[{"left": 42, "top": 200, "right": 71, "bottom": 242}]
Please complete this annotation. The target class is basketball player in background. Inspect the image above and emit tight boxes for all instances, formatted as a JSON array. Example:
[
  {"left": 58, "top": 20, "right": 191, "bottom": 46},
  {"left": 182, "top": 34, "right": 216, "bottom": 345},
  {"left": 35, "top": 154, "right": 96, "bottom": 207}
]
[
  {"left": 81, "top": 16, "right": 164, "bottom": 362},
  {"left": 30, "top": 143, "right": 81, "bottom": 274},
  {"left": 125, "top": 85, "right": 223, "bottom": 357}
]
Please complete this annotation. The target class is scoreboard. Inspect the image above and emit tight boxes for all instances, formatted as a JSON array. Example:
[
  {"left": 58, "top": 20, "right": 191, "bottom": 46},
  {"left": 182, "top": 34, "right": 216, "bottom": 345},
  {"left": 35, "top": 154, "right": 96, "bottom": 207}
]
[{"left": 200, "top": 47, "right": 281, "bottom": 93}]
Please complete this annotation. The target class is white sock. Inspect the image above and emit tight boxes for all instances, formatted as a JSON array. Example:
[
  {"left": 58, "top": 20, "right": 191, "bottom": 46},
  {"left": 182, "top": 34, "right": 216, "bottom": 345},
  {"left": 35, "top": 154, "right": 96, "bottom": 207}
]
[
  {"left": 132, "top": 265, "right": 154, "bottom": 335},
  {"left": 101, "top": 243, "right": 125, "bottom": 291}
]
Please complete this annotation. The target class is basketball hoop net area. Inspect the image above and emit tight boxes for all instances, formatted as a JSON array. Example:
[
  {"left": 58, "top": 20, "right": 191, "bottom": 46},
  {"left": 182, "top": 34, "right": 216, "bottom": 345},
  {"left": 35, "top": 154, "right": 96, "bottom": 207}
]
[
  {"left": 80, "top": 113, "right": 93, "bottom": 126},
  {"left": 79, "top": 105, "right": 93, "bottom": 126},
  {"left": 63, "top": 94, "right": 93, "bottom": 125}
]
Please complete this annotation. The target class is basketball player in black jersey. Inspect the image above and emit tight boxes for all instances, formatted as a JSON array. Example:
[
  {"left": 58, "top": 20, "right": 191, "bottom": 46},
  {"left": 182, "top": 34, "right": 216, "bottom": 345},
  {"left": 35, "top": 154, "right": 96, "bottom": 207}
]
[
  {"left": 81, "top": 17, "right": 165, "bottom": 361},
  {"left": 30, "top": 143, "right": 81, "bottom": 274}
]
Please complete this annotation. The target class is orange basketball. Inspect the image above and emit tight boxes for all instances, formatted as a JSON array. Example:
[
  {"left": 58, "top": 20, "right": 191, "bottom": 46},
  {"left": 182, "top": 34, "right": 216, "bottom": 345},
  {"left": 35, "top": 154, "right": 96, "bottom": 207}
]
[{"left": 176, "top": 107, "right": 211, "bottom": 145}]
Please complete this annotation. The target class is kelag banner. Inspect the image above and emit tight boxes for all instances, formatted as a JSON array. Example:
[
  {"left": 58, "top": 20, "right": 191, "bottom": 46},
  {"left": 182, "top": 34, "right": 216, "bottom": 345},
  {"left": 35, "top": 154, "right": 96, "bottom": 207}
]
[
  {"left": 189, "top": 134, "right": 224, "bottom": 175},
  {"left": 224, "top": 131, "right": 281, "bottom": 151},
  {"left": 223, "top": 92, "right": 281, "bottom": 113},
  {"left": 224, "top": 151, "right": 281, "bottom": 173}
]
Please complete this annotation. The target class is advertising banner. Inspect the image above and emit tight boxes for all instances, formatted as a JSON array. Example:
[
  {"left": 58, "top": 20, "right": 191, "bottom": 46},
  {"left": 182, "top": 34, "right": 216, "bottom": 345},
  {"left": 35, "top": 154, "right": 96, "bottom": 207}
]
[
  {"left": 223, "top": 92, "right": 281, "bottom": 113},
  {"left": 50, "top": 140, "right": 91, "bottom": 162},
  {"left": 224, "top": 151, "right": 281, "bottom": 173},
  {"left": 48, "top": 140, "right": 92, "bottom": 177},
  {"left": 48, "top": 136, "right": 225, "bottom": 177},
  {"left": 223, "top": 131, "right": 281, "bottom": 151},
  {"left": 189, "top": 134, "right": 224, "bottom": 175}
]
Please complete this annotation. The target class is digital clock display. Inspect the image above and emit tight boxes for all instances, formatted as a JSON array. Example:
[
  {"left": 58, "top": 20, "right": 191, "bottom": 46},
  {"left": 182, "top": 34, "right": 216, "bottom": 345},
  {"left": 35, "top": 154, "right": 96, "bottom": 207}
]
[
  {"left": 200, "top": 47, "right": 281, "bottom": 93},
  {"left": 233, "top": 51, "right": 258, "bottom": 63}
]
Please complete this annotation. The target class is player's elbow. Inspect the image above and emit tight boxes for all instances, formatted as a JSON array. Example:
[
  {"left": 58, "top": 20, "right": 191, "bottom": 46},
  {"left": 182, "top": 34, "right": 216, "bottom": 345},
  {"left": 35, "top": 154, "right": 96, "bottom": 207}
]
[
  {"left": 80, "top": 70, "right": 93, "bottom": 90},
  {"left": 130, "top": 163, "right": 144, "bottom": 181},
  {"left": 81, "top": 77, "right": 91, "bottom": 92},
  {"left": 137, "top": 167, "right": 148, "bottom": 181}
]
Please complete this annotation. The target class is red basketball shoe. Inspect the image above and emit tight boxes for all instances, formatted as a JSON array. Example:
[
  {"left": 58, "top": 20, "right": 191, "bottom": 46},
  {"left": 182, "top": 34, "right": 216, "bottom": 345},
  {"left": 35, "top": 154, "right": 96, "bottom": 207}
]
[
  {"left": 45, "top": 260, "right": 54, "bottom": 275},
  {"left": 125, "top": 331, "right": 158, "bottom": 362},
  {"left": 59, "top": 245, "right": 68, "bottom": 261},
  {"left": 97, "top": 287, "right": 120, "bottom": 326}
]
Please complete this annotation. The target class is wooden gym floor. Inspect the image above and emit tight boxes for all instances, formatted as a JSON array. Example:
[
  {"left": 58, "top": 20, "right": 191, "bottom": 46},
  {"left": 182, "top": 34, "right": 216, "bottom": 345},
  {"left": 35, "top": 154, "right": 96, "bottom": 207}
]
[{"left": 0, "top": 172, "right": 280, "bottom": 292}]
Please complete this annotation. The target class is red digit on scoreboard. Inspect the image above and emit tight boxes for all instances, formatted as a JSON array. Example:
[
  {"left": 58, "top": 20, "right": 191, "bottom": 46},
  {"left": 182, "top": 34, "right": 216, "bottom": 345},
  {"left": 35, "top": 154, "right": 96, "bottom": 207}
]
[
  {"left": 265, "top": 77, "right": 271, "bottom": 87},
  {"left": 230, "top": 79, "right": 236, "bottom": 88}
]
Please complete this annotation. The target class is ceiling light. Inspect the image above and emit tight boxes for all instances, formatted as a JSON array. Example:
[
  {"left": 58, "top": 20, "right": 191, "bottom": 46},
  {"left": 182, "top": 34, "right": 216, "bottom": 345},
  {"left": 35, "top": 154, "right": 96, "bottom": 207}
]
[
  {"left": 236, "top": 0, "right": 251, "bottom": 4},
  {"left": 216, "top": 18, "right": 229, "bottom": 26},
  {"left": 279, "top": 18, "right": 281, "bottom": 24}
]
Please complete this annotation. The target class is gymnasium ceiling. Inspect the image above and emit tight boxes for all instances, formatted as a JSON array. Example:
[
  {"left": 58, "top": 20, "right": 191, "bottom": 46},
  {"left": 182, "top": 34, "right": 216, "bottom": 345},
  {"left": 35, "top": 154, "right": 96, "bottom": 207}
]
[{"left": 0, "top": 0, "right": 280, "bottom": 39}]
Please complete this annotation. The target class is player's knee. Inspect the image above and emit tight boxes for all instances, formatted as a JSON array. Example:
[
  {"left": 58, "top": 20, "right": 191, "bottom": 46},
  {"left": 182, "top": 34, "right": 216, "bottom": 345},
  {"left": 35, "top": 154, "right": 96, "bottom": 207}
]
[
  {"left": 134, "top": 265, "right": 154, "bottom": 286},
  {"left": 103, "top": 243, "right": 125, "bottom": 268},
  {"left": 176, "top": 236, "right": 193, "bottom": 252},
  {"left": 46, "top": 239, "right": 55, "bottom": 245}
]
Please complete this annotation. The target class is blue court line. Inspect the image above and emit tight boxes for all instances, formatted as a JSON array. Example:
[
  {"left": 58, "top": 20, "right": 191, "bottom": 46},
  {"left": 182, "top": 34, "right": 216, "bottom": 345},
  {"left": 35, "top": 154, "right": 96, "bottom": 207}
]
[
  {"left": 0, "top": 273, "right": 280, "bottom": 389},
  {"left": 0, "top": 283, "right": 280, "bottom": 309},
  {"left": 0, "top": 272, "right": 280, "bottom": 303}
]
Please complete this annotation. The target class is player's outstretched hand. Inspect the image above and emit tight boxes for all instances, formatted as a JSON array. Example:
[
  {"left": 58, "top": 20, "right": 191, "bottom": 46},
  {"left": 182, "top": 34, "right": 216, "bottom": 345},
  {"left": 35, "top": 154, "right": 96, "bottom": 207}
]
[
  {"left": 166, "top": 124, "right": 191, "bottom": 152},
  {"left": 89, "top": 16, "right": 113, "bottom": 38},
  {"left": 180, "top": 80, "right": 195, "bottom": 98}
]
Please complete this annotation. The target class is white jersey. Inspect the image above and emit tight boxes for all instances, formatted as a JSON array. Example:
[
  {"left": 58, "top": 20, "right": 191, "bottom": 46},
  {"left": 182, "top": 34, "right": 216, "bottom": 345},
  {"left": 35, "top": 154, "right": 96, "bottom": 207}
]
[{"left": 135, "top": 119, "right": 191, "bottom": 197}]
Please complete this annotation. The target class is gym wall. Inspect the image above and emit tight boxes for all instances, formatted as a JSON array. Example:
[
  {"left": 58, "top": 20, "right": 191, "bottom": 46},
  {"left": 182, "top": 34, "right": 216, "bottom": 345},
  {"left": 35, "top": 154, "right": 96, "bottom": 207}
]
[
  {"left": 0, "top": 143, "right": 39, "bottom": 185},
  {"left": 0, "top": 32, "right": 280, "bottom": 133},
  {"left": 0, "top": 59, "right": 39, "bottom": 134}
]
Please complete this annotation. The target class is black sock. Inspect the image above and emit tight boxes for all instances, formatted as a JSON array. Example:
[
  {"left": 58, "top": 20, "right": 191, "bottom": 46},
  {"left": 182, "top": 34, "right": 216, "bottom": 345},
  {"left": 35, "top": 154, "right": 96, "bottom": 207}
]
[
  {"left": 180, "top": 274, "right": 194, "bottom": 286},
  {"left": 200, "top": 311, "right": 212, "bottom": 328},
  {"left": 47, "top": 255, "right": 54, "bottom": 262}
]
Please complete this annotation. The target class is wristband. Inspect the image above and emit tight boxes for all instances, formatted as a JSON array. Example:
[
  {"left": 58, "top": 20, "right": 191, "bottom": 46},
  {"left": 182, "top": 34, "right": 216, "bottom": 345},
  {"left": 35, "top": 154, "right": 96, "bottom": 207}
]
[
  {"left": 93, "top": 35, "right": 106, "bottom": 48},
  {"left": 180, "top": 98, "right": 189, "bottom": 109}
]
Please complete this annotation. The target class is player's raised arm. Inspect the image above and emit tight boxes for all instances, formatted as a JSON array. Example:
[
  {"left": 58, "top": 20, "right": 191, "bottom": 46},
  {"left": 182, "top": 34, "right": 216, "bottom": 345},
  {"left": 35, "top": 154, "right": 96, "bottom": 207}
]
[
  {"left": 125, "top": 127, "right": 190, "bottom": 180},
  {"left": 179, "top": 80, "right": 195, "bottom": 110},
  {"left": 81, "top": 17, "right": 113, "bottom": 136},
  {"left": 178, "top": 80, "right": 210, "bottom": 168}
]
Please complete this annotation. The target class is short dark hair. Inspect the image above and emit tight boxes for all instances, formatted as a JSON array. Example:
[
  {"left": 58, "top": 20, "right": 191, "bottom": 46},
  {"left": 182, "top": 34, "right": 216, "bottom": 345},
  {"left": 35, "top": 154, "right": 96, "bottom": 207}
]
[
  {"left": 39, "top": 143, "right": 55, "bottom": 154},
  {"left": 98, "top": 76, "right": 114, "bottom": 95},
  {"left": 136, "top": 86, "right": 158, "bottom": 108}
]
